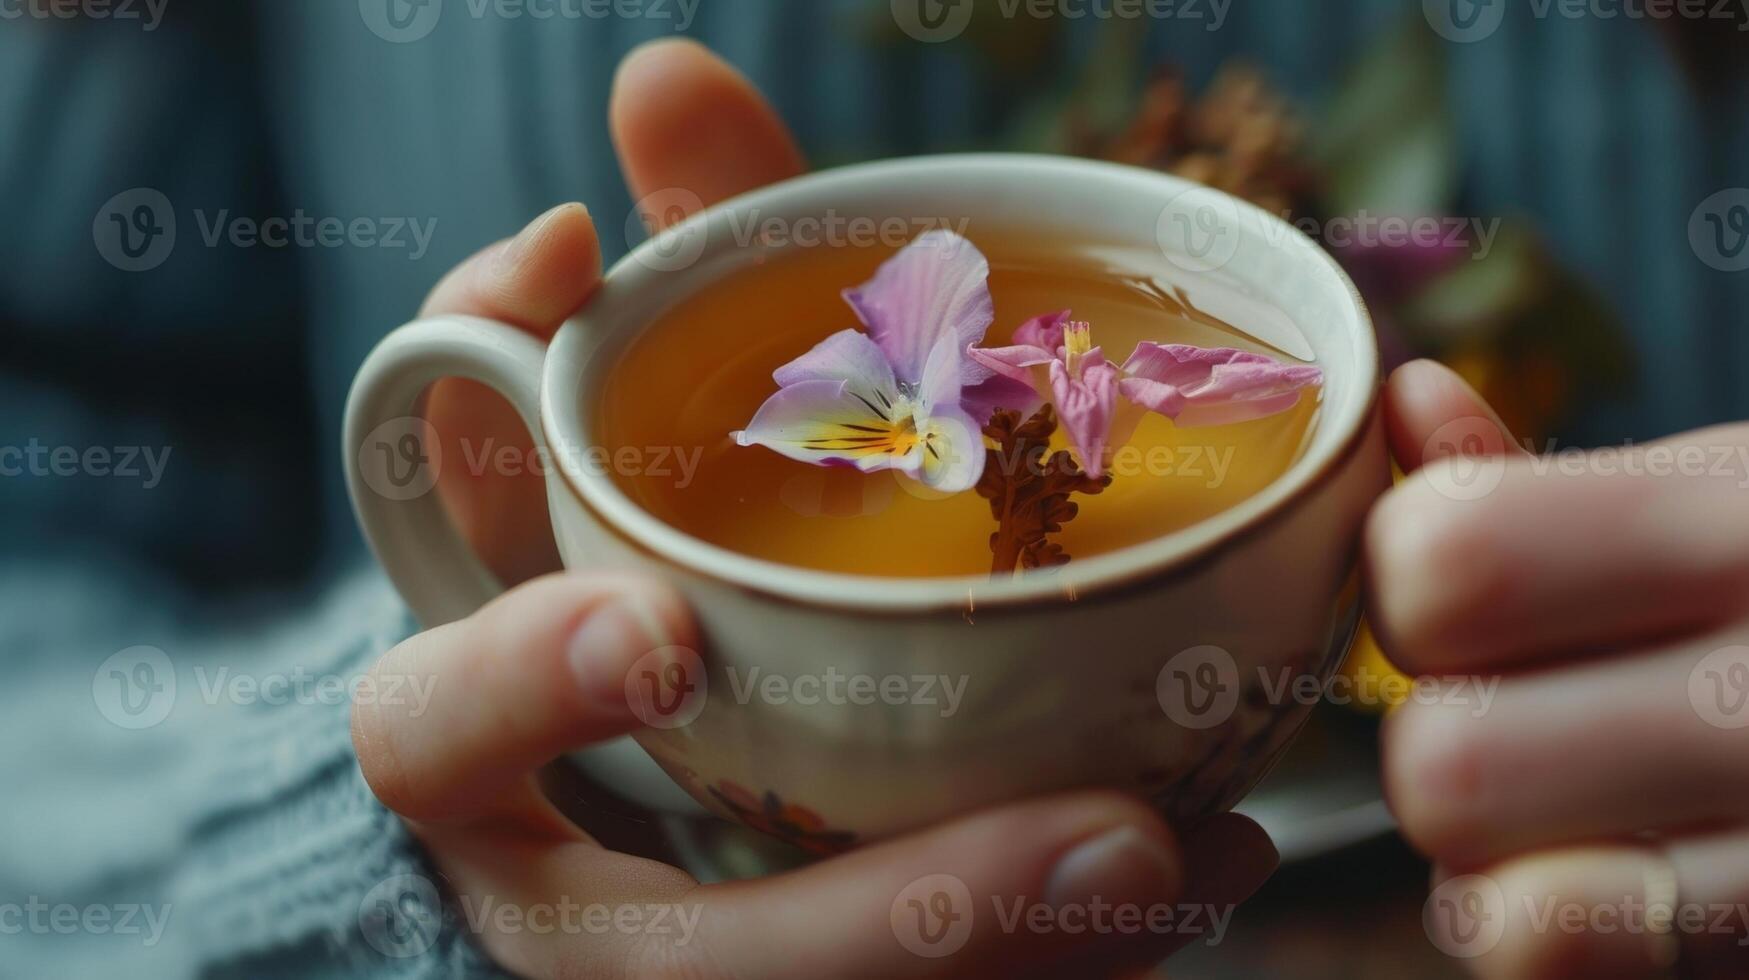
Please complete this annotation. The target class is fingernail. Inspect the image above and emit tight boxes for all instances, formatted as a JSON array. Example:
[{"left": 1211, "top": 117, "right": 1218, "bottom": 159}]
[
  {"left": 1045, "top": 827, "right": 1181, "bottom": 911},
  {"left": 566, "top": 597, "right": 660, "bottom": 713},
  {"left": 497, "top": 202, "right": 583, "bottom": 275}
]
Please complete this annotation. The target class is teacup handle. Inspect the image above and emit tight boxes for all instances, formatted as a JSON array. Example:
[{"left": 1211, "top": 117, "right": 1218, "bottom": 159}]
[{"left": 343, "top": 314, "right": 547, "bottom": 628}]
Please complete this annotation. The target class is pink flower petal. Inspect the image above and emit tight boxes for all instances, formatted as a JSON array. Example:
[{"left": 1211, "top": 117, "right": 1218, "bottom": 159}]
[
  {"left": 1013, "top": 309, "right": 1071, "bottom": 351},
  {"left": 773, "top": 328, "right": 898, "bottom": 391},
  {"left": 1121, "top": 343, "right": 1322, "bottom": 428},
  {"left": 842, "top": 230, "right": 994, "bottom": 386},
  {"left": 958, "top": 310, "right": 1094, "bottom": 428},
  {"left": 1049, "top": 355, "right": 1120, "bottom": 479},
  {"left": 962, "top": 373, "right": 1043, "bottom": 423},
  {"left": 1114, "top": 375, "right": 1186, "bottom": 419},
  {"left": 958, "top": 310, "right": 1070, "bottom": 404},
  {"left": 965, "top": 343, "right": 1057, "bottom": 387},
  {"left": 917, "top": 332, "right": 966, "bottom": 411}
]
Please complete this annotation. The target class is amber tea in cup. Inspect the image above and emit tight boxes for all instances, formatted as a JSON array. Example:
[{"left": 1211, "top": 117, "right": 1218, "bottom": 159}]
[
  {"left": 598, "top": 232, "right": 1323, "bottom": 578},
  {"left": 346, "top": 155, "right": 1384, "bottom": 841}
]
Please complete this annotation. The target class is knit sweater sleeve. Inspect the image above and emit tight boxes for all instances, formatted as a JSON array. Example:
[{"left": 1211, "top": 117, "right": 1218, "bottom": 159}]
[{"left": 0, "top": 558, "right": 507, "bottom": 980}]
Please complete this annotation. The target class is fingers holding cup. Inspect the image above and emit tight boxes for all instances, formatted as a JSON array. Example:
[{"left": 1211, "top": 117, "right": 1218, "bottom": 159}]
[
  {"left": 1383, "top": 627, "right": 1749, "bottom": 869},
  {"left": 1425, "top": 829, "right": 1749, "bottom": 980},
  {"left": 352, "top": 571, "right": 697, "bottom": 827},
  {"left": 1367, "top": 436, "right": 1749, "bottom": 677}
]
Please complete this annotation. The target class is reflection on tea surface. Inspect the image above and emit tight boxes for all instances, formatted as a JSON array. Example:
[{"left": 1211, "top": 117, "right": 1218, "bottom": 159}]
[{"left": 597, "top": 237, "right": 1320, "bottom": 577}]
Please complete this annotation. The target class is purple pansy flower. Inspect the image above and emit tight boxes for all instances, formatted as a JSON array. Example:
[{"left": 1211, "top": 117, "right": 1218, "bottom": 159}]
[
  {"left": 732, "top": 231, "right": 1009, "bottom": 494},
  {"left": 736, "top": 231, "right": 1324, "bottom": 491},
  {"left": 968, "top": 313, "right": 1324, "bottom": 478}
]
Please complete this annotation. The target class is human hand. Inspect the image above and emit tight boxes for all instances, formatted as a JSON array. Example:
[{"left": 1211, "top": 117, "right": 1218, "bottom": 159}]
[
  {"left": 353, "top": 570, "right": 1279, "bottom": 978},
  {"left": 357, "top": 40, "right": 1279, "bottom": 979},
  {"left": 1370, "top": 359, "right": 1749, "bottom": 979},
  {"left": 420, "top": 37, "right": 805, "bottom": 586}
]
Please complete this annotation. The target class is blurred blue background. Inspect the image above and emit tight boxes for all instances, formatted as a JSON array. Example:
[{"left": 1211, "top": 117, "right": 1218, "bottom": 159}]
[
  {"left": 0, "top": 2, "right": 1744, "bottom": 976},
  {"left": 3, "top": 0, "right": 1745, "bottom": 592}
]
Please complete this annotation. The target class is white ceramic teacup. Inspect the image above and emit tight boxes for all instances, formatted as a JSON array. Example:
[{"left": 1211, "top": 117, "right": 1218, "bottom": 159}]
[{"left": 345, "top": 154, "right": 1387, "bottom": 853}]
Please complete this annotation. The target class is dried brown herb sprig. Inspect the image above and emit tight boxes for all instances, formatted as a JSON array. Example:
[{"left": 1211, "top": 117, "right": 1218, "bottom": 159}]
[
  {"left": 975, "top": 406, "right": 1110, "bottom": 578},
  {"left": 1084, "top": 64, "right": 1312, "bottom": 217}
]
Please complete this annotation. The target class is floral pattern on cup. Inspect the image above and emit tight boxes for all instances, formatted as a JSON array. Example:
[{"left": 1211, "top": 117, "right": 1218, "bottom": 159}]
[{"left": 708, "top": 780, "right": 858, "bottom": 856}]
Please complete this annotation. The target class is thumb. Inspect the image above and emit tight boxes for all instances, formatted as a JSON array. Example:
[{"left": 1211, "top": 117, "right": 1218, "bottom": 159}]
[
  {"left": 611, "top": 39, "right": 805, "bottom": 217},
  {"left": 1383, "top": 359, "right": 1531, "bottom": 472},
  {"left": 353, "top": 572, "right": 698, "bottom": 824}
]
